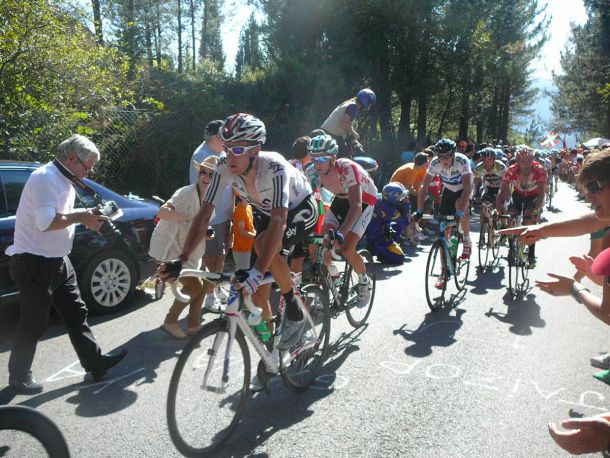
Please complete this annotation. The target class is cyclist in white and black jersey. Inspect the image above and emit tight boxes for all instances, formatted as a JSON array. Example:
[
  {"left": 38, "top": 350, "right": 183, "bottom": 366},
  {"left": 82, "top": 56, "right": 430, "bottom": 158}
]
[
  {"left": 414, "top": 138, "right": 474, "bottom": 258},
  {"left": 473, "top": 147, "right": 506, "bottom": 227},
  {"left": 161, "top": 113, "right": 318, "bottom": 352},
  {"left": 308, "top": 134, "right": 377, "bottom": 306}
]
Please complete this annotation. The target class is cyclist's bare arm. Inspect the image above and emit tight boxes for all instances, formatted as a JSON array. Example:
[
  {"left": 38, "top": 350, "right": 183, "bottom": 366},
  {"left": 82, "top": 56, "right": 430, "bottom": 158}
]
[
  {"left": 338, "top": 184, "right": 363, "bottom": 236},
  {"left": 534, "top": 181, "right": 546, "bottom": 213},
  {"left": 340, "top": 114, "right": 358, "bottom": 139},
  {"left": 495, "top": 181, "right": 510, "bottom": 212},
  {"left": 457, "top": 173, "right": 473, "bottom": 211},
  {"left": 254, "top": 207, "right": 288, "bottom": 273},
  {"left": 417, "top": 173, "right": 434, "bottom": 212}
]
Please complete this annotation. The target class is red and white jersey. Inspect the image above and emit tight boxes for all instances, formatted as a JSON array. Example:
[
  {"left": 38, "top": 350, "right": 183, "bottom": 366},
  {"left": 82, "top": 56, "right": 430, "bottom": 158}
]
[
  {"left": 503, "top": 162, "right": 546, "bottom": 197},
  {"left": 320, "top": 158, "right": 378, "bottom": 206}
]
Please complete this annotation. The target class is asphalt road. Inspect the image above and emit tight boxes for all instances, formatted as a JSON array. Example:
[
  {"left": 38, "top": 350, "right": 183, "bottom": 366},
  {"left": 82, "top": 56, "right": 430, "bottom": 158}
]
[{"left": 0, "top": 181, "right": 607, "bottom": 457}]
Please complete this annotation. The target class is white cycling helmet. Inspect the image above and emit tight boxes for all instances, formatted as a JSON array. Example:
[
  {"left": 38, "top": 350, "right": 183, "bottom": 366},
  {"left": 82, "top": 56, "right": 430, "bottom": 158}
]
[
  {"left": 220, "top": 113, "right": 266, "bottom": 144},
  {"left": 515, "top": 144, "right": 534, "bottom": 158}
]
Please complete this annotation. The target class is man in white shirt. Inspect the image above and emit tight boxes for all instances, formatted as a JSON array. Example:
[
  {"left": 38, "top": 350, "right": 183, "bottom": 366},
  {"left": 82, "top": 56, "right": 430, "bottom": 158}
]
[
  {"left": 6, "top": 134, "right": 127, "bottom": 394},
  {"left": 190, "top": 120, "right": 234, "bottom": 310}
]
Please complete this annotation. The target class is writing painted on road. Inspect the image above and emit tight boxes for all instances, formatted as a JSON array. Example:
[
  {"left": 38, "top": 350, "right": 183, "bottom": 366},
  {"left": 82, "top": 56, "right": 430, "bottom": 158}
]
[{"left": 380, "top": 358, "right": 608, "bottom": 412}]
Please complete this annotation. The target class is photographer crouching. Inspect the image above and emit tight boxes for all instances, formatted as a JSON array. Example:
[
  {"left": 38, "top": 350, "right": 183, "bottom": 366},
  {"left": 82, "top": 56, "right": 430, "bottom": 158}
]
[{"left": 6, "top": 134, "right": 127, "bottom": 394}]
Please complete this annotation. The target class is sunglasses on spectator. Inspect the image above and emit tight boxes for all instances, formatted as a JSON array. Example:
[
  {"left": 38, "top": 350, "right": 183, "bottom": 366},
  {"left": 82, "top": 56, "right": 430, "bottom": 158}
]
[
  {"left": 75, "top": 155, "right": 94, "bottom": 173},
  {"left": 223, "top": 144, "right": 258, "bottom": 155},
  {"left": 311, "top": 155, "right": 332, "bottom": 164},
  {"left": 584, "top": 180, "right": 608, "bottom": 194},
  {"left": 199, "top": 169, "right": 214, "bottom": 177}
]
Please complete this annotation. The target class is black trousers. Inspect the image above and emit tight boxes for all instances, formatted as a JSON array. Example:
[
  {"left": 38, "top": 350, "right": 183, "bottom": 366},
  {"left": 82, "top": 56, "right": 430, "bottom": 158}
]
[{"left": 8, "top": 253, "right": 103, "bottom": 380}]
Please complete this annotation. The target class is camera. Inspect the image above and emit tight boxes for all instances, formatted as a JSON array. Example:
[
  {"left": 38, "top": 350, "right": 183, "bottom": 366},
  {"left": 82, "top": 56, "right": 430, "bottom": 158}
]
[{"left": 94, "top": 199, "right": 124, "bottom": 241}]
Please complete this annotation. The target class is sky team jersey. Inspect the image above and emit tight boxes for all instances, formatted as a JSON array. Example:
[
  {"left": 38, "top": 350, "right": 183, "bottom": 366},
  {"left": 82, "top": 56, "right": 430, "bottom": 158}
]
[
  {"left": 426, "top": 152, "right": 472, "bottom": 192},
  {"left": 502, "top": 161, "right": 546, "bottom": 197},
  {"left": 204, "top": 151, "right": 312, "bottom": 216},
  {"left": 474, "top": 160, "right": 506, "bottom": 189},
  {"left": 319, "top": 158, "right": 378, "bottom": 206}
]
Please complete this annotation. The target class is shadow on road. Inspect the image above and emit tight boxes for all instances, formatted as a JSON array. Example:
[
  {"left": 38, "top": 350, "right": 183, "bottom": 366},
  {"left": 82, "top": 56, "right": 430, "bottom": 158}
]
[
  {"left": 218, "top": 326, "right": 365, "bottom": 457},
  {"left": 485, "top": 291, "right": 546, "bottom": 335},
  {"left": 393, "top": 306, "right": 466, "bottom": 358},
  {"left": 469, "top": 265, "right": 507, "bottom": 295}
]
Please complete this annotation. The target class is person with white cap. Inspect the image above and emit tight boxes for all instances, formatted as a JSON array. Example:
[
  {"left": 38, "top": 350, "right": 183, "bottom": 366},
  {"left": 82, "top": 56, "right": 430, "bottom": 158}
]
[{"left": 149, "top": 155, "right": 218, "bottom": 338}]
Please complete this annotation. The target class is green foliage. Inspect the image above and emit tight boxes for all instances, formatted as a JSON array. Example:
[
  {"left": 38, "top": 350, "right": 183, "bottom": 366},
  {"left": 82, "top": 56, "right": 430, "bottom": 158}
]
[{"left": 0, "top": 0, "right": 133, "bottom": 159}]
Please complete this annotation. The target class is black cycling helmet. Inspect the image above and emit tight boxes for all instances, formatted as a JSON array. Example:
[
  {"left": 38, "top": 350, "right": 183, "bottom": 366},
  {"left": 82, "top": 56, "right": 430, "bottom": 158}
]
[
  {"left": 479, "top": 147, "right": 496, "bottom": 158},
  {"left": 435, "top": 138, "right": 456, "bottom": 155}
]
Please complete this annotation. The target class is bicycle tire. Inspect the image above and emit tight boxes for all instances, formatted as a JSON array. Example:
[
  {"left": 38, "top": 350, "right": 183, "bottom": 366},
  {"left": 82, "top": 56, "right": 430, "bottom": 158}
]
[
  {"left": 491, "top": 218, "right": 502, "bottom": 260},
  {"left": 344, "top": 249, "right": 376, "bottom": 328},
  {"left": 425, "top": 241, "right": 447, "bottom": 311},
  {"left": 478, "top": 218, "right": 491, "bottom": 270},
  {"left": 167, "top": 319, "right": 250, "bottom": 457},
  {"left": 508, "top": 238, "right": 519, "bottom": 300},
  {"left": 281, "top": 284, "right": 331, "bottom": 392},
  {"left": 454, "top": 232, "right": 470, "bottom": 291},
  {"left": 0, "top": 405, "right": 70, "bottom": 458}
]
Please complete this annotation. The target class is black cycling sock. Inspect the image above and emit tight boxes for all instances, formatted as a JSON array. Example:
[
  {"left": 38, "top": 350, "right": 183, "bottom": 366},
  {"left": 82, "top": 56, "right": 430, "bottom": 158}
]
[{"left": 283, "top": 290, "right": 303, "bottom": 321}]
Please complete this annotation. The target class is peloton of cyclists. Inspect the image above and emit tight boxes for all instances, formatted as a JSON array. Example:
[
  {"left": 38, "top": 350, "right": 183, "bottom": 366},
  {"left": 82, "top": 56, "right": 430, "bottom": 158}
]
[
  {"left": 495, "top": 144, "right": 546, "bottom": 269},
  {"left": 307, "top": 134, "right": 377, "bottom": 306},
  {"left": 414, "top": 138, "right": 474, "bottom": 260}
]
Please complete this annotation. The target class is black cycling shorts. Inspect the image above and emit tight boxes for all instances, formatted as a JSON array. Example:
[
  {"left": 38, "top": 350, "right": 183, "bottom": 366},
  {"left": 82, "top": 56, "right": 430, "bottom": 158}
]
[
  {"left": 481, "top": 187, "right": 499, "bottom": 205},
  {"left": 439, "top": 188, "right": 463, "bottom": 216},
  {"left": 508, "top": 192, "right": 539, "bottom": 218},
  {"left": 252, "top": 194, "right": 318, "bottom": 256}
]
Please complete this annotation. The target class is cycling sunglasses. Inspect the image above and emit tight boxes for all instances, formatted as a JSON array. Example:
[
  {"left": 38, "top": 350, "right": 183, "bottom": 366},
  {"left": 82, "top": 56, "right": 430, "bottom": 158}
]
[
  {"left": 223, "top": 144, "right": 258, "bottom": 155},
  {"left": 199, "top": 169, "right": 214, "bottom": 177},
  {"left": 584, "top": 179, "right": 608, "bottom": 194},
  {"left": 437, "top": 153, "right": 453, "bottom": 160},
  {"left": 311, "top": 155, "right": 332, "bottom": 164}
]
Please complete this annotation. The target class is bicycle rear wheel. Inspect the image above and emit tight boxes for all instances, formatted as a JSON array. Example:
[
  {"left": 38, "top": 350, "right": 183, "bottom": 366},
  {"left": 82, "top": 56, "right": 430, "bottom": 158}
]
[
  {"left": 508, "top": 238, "right": 519, "bottom": 300},
  {"left": 454, "top": 232, "right": 470, "bottom": 290},
  {"left": 167, "top": 319, "right": 250, "bottom": 457},
  {"left": 478, "top": 218, "right": 491, "bottom": 270},
  {"left": 344, "top": 249, "right": 376, "bottom": 328},
  {"left": 425, "top": 241, "right": 447, "bottom": 311},
  {"left": 491, "top": 218, "right": 502, "bottom": 260},
  {"left": 281, "top": 284, "right": 331, "bottom": 392},
  {"left": 0, "top": 405, "right": 70, "bottom": 458}
]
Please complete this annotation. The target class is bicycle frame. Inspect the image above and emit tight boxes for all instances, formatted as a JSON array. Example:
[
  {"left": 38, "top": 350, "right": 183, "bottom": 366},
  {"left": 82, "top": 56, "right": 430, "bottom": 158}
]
[
  {"left": 306, "top": 234, "right": 349, "bottom": 308},
  {"left": 171, "top": 270, "right": 319, "bottom": 391},
  {"left": 435, "top": 216, "right": 459, "bottom": 278}
]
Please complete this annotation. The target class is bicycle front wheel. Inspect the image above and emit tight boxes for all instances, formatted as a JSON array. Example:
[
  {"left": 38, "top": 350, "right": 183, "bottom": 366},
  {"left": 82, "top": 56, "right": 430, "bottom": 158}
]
[
  {"left": 478, "top": 218, "right": 491, "bottom": 270},
  {"left": 344, "top": 249, "right": 376, "bottom": 328},
  {"left": 508, "top": 238, "right": 519, "bottom": 300},
  {"left": 167, "top": 319, "right": 250, "bottom": 457},
  {"left": 425, "top": 241, "right": 447, "bottom": 311},
  {"left": 281, "top": 284, "right": 331, "bottom": 392},
  {"left": 454, "top": 232, "right": 470, "bottom": 291}
]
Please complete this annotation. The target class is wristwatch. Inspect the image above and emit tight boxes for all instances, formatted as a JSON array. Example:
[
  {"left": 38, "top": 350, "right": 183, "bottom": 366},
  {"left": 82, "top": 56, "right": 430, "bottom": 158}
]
[{"left": 570, "top": 282, "right": 590, "bottom": 303}]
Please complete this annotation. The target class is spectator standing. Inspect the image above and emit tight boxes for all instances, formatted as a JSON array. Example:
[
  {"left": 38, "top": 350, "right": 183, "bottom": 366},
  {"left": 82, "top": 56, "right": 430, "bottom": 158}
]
[
  {"left": 6, "top": 134, "right": 127, "bottom": 394},
  {"left": 149, "top": 156, "right": 218, "bottom": 338},
  {"left": 189, "top": 120, "right": 234, "bottom": 311},
  {"left": 400, "top": 140, "right": 418, "bottom": 163}
]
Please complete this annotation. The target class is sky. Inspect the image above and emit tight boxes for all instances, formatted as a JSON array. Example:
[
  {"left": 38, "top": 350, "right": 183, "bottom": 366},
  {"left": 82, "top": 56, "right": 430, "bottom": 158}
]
[{"left": 530, "top": 0, "right": 589, "bottom": 81}]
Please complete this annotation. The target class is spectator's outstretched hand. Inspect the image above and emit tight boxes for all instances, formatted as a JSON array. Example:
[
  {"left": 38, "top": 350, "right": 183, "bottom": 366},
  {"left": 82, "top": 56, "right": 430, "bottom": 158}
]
[
  {"left": 497, "top": 225, "right": 544, "bottom": 245},
  {"left": 548, "top": 415, "right": 610, "bottom": 455},
  {"left": 570, "top": 255, "right": 600, "bottom": 283},
  {"left": 535, "top": 273, "right": 573, "bottom": 296}
]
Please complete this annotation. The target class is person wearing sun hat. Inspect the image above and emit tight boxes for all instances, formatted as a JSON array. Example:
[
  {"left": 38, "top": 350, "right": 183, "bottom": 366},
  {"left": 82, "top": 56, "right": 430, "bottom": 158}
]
[{"left": 149, "top": 155, "right": 218, "bottom": 338}]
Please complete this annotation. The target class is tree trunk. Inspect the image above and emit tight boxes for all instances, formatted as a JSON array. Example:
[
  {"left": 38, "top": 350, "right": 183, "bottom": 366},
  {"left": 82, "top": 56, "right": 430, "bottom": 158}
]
[
  {"left": 458, "top": 89, "right": 469, "bottom": 140},
  {"left": 437, "top": 86, "right": 454, "bottom": 139},
  {"left": 91, "top": 0, "right": 103, "bottom": 44},
  {"left": 499, "top": 82, "right": 511, "bottom": 143},
  {"left": 190, "top": 0, "right": 196, "bottom": 70},
  {"left": 155, "top": 0, "right": 162, "bottom": 66},
  {"left": 145, "top": 17, "right": 154, "bottom": 67},
  {"left": 177, "top": 0, "right": 183, "bottom": 73},
  {"left": 200, "top": 0, "right": 209, "bottom": 60},
  {"left": 488, "top": 84, "right": 500, "bottom": 141},
  {"left": 398, "top": 93, "right": 412, "bottom": 147},
  {"left": 417, "top": 93, "right": 427, "bottom": 144}
]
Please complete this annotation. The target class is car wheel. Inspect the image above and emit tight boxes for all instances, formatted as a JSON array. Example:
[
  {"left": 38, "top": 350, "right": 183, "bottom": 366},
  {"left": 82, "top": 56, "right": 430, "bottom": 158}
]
[{"left": 80, "top": 249, "right": 137, "bottom": 314}]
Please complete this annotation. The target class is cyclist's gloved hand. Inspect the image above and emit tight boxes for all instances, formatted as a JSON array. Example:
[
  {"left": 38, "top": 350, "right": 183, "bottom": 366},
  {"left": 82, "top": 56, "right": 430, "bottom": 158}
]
[
  {"left": 160, "top": 259, "right": 182, "bottom": 281},
  {"left": 412, "top": 211, "right": 424, "bottom": 221},
  {"left": 455, "top": 210, "right": 465, "bottom": 219},
  {"left": 334, "top": 231, "right": 345, "bottom": 245},
  {"left": 233, "top": 267, "right": 263, "bottom": 295}
]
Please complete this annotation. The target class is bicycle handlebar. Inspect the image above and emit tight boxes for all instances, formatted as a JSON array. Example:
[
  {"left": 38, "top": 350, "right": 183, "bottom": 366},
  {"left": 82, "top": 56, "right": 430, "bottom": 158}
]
[{"left": 169, "top": 269, "right": 264, "bottom": 318}]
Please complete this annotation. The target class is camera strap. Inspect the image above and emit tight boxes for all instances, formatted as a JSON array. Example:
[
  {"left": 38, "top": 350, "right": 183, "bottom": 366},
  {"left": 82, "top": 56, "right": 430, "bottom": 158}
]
[{"left": 52, "top": 159, "right": 97, "bottom": 198}]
